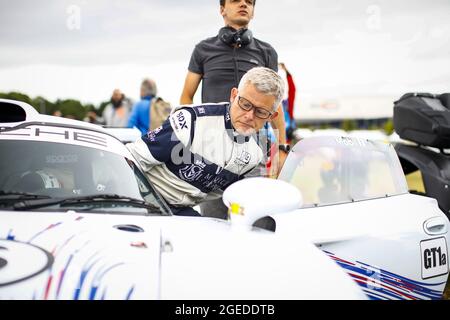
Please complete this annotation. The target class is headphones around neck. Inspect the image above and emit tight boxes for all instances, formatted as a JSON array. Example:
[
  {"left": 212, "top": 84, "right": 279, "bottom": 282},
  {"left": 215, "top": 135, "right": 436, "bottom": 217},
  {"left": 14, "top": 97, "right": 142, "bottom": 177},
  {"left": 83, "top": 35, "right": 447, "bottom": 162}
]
[{"left": 219, "top": 26, "right": 253, "bottom": 47}]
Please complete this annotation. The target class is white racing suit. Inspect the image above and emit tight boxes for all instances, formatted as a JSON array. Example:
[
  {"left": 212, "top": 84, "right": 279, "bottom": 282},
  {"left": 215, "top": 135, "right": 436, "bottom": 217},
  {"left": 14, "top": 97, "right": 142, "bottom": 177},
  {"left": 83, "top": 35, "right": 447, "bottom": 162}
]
[{"left": 126, "top": 103, "right": 264, "bottom": 209}]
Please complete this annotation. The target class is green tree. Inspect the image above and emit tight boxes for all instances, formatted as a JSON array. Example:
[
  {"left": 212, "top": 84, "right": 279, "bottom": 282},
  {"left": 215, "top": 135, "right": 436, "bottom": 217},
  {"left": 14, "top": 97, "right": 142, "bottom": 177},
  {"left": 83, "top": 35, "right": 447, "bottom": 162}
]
[
  {"left": 341, "top": 119, "right": 357, "bottom": 131},
  {"left": 97, "top": 100, "right": 110, "bottom": 116},
  {"left": 384, "top": 119, "right": 394, "bottom": 135},
  {"left": 85, "top": 103, "right": 96, "bottom": 113},
  {"left": 55, "top": 99, "right": 86, "bottom": 120},
  {"left": 0, "top": 92, "right": 33, "bottom": 107},
  {"left": 31, "top": 96, "right": 56, "bottom": 115},
  {"left": 319, "top": 123, "right": 331, "bottom": 129},
  {"left": 0, "top": 91, "right": 106, "bottom": 120}
]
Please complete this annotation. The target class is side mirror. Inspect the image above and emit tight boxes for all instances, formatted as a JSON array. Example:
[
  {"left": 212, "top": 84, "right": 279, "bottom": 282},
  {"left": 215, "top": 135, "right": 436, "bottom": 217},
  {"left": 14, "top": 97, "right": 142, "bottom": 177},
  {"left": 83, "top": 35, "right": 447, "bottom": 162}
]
[{"left": 223, "top": 177, "right": 302, "bottom": 227}]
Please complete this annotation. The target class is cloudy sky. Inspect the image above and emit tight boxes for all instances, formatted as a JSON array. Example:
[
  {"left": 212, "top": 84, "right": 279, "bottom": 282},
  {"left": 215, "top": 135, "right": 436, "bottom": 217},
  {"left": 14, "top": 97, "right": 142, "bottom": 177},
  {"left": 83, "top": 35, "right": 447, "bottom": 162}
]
[{"left": 0, "top": 0, "right": 449, "bottom": 117}]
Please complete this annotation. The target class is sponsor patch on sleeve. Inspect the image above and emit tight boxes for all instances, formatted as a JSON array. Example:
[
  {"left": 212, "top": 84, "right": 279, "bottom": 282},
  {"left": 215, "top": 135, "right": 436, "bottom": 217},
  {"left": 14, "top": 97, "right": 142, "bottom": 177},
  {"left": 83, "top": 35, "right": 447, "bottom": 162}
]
[
  {"left": 170, "top": 110, "right": 191, "bottom": 132},
  {"left": 146, "top": 125, "right": 163, "bottom": 142},
  {"left": 169, "top": 109, "right": 193, "bottom": 146}
]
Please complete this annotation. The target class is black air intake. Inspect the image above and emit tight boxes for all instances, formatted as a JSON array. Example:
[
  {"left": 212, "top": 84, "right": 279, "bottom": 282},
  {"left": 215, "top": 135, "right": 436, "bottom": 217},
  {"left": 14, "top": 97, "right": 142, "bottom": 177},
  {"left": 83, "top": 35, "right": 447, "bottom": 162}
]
[{"left": 0, "top": 101, "right": 27, "bottom": 123}]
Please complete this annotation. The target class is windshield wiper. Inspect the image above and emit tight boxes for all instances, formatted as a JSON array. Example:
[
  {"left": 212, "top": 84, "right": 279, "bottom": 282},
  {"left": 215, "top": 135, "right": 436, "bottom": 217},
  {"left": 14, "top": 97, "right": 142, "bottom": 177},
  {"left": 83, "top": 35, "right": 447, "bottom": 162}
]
[
  {"left": 12, "top": 193, "right": 162, "bottom": 213},
  {"left": 0, "top": 191, "right": 51, "bottom": 200}
]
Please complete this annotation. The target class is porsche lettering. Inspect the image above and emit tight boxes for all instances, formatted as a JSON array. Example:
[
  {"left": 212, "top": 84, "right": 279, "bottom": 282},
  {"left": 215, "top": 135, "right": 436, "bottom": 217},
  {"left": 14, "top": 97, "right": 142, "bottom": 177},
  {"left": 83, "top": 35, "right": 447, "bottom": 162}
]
[{"left": 0, "top": 127, "right": 107, "bottom": 147}]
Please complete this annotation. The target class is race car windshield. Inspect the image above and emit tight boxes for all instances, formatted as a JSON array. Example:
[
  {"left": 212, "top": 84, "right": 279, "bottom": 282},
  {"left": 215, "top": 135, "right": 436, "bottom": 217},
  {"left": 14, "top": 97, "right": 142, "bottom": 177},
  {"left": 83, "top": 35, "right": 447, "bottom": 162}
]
[
  {"left": 279, "top": 136, "right": 409, "bottom": 207},
  {"left": 0, "top": 140, "right": 169, "bottom": 215}
]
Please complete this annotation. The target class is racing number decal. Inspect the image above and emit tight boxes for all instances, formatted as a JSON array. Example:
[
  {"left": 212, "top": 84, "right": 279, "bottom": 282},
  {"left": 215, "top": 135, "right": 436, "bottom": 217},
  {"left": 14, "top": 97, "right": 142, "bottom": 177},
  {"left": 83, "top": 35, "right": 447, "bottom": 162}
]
[
  {"left": 420, "top": 237, "right": 449, "bottom": 280},
  {"left": 0, "top": 240, "right": 54, "bottom": 287}
]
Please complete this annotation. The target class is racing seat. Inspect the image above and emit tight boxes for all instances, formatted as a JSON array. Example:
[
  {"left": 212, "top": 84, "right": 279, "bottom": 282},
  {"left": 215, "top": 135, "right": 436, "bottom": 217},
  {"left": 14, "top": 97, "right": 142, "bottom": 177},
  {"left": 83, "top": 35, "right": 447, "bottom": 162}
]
[{"left": 13, "top": 170, "right": 62, "bottom": 193}]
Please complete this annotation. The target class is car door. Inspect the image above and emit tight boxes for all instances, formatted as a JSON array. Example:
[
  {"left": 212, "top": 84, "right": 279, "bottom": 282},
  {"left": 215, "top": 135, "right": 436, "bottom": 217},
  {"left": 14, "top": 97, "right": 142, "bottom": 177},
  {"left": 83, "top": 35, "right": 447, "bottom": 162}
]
[{"left": 275, "top": 136, "right": 450, "bottom": 300}]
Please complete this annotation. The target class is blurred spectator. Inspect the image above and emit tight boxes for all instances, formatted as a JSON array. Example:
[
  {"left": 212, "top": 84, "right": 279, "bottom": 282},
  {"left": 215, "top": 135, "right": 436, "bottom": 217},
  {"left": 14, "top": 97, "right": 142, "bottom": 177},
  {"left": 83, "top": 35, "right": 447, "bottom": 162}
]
[
  {"left": 84, "top": 111, "right": 102, "bottom": 124},
  {"left": 266, "top": 63, "right": 297, "bottom": 176},
  {"left": 98, "top": 89, "right": 133, "bottom": 127},
  {"left": 52, "top": 110, "right": 62, "bottom": 117},
  {"left": 279, "top": 63, "right": 297, "bottom": 143},
  {"left": 128, "top": 78, "right": 165, "bottom": 135}
]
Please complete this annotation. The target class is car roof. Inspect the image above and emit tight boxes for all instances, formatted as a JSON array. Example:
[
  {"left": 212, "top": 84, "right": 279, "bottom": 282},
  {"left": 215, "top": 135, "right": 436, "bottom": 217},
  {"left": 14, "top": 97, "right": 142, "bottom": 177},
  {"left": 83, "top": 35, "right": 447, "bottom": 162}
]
[
  {"left": 0, "top": 98, "right": 103, "bottom": 131},
  {"left": 0, "top": 99, "right": 132, "bottom": 158}
]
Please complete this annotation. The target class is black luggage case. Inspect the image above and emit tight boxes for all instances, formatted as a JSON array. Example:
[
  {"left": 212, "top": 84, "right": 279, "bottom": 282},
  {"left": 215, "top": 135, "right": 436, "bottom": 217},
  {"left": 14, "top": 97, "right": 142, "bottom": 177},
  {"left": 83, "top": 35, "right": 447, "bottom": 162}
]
[
  {"left": 393, "top": 93, "right": 450, "bottom": 148},
  {"left": 395, "top": 143, "right": 450, "bottom": 216}
]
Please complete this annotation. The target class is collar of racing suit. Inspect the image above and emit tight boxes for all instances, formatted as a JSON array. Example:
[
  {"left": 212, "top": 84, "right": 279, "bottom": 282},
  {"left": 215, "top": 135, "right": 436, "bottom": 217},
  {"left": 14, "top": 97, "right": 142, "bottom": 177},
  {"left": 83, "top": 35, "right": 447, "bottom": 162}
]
[{"left": 224, "top": 104, "right": 252, "bottom": 144}]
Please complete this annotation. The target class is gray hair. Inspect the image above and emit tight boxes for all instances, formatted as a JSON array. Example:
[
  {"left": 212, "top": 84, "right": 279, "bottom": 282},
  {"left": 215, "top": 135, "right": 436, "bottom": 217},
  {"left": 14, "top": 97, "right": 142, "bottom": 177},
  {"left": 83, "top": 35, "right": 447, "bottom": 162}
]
[
  {"left": 238, "top": 67, "right": 285, "bottom": 111},
  {"left": 141, "top": 78, "right": 157, "bottom": 97},
  {"left": 220, "top": 0, "right": 256, "bottom": 6}
]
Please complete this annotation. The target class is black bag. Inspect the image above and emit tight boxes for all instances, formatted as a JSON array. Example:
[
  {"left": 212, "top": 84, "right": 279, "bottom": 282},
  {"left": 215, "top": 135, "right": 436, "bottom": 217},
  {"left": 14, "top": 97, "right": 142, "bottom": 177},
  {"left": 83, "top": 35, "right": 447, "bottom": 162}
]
[{"left": 393, "top": 92, "right": 450, "bottom": 148}]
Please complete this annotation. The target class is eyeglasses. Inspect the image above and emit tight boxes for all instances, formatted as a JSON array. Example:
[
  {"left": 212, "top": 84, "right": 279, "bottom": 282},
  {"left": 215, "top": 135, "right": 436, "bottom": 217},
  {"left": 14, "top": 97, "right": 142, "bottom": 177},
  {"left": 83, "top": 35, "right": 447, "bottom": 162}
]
[{"left": 237, "top": 96, "right": 274, "bottom": 119}]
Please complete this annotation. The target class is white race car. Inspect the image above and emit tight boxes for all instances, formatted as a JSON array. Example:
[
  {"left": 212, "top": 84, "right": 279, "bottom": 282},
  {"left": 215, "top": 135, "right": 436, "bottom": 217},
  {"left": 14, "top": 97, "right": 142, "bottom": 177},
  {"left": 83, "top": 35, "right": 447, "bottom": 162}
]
[
  {"left": 225, "top": 136, "right": 450, "bottom": 300},
  {"left": 0, "top": 99, "right": 364, "bottom": 300}
]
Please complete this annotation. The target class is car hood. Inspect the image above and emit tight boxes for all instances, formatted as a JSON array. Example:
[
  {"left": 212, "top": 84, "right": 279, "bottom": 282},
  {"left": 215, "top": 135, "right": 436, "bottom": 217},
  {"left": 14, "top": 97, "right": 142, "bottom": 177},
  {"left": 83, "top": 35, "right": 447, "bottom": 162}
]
[{"left": 0, "top": 210, "right": 365, "bottom": 300}]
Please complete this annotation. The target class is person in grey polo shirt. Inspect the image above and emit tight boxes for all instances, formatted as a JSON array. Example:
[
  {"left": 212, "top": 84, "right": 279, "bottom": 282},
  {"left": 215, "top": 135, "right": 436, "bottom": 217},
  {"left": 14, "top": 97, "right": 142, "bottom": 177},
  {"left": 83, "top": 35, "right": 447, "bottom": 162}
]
[{"left": 179, "top": 0, "right": 289, "bottom": 219}]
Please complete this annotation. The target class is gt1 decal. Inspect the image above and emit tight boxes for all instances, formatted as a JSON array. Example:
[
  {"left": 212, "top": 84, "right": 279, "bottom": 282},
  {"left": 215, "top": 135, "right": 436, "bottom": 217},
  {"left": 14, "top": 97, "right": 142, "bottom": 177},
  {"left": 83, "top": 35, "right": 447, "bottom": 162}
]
[
  {"left": 0, "top": 240, "right": 54, "bottom": 287},
  {"left": 420, "top": 237, "right": 449, "bottom": 280},
  {"left": 424, "top": 248, "right": 446, "bottom": 269}
]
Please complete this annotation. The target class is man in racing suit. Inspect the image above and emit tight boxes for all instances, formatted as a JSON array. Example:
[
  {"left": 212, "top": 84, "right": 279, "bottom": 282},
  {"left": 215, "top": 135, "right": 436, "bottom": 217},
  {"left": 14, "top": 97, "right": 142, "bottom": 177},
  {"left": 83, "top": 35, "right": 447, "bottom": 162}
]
[{"left": 127, "top": 67, "right": 285, "bottom": 216}]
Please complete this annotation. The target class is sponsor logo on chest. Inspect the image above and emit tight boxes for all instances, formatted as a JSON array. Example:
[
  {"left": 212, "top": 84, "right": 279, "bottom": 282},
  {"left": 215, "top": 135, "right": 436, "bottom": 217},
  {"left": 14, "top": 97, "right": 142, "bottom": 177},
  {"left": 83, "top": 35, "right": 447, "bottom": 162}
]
[
  {"left": 234, "top": 150, "right": 251, "bottom": 166},
  {"left": 179, "top": 160, "right": 206, "bottom": 182}
]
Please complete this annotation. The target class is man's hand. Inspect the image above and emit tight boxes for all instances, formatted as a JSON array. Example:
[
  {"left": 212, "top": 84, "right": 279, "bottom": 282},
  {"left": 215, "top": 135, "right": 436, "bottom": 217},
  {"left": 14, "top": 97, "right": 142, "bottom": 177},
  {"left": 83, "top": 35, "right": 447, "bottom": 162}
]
[{"left": 270, "top": 104, "right": 287, "bottom": 145}]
